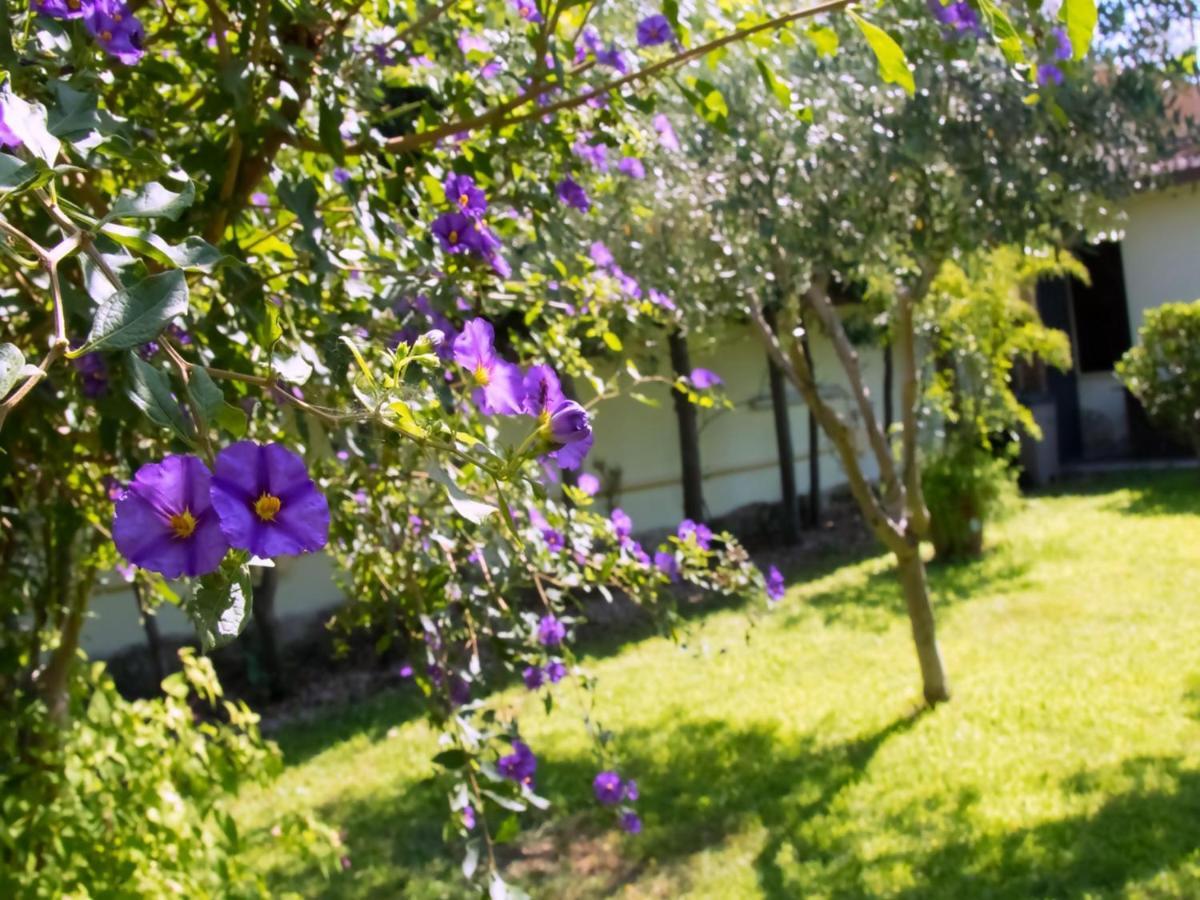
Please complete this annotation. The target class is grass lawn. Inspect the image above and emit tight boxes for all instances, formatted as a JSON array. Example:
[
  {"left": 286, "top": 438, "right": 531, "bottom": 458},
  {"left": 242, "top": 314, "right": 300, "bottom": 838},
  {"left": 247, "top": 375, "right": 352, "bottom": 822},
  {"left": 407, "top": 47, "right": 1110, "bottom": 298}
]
[{"left": 234, "top": 471, "right": 1200, "bottom": 898}]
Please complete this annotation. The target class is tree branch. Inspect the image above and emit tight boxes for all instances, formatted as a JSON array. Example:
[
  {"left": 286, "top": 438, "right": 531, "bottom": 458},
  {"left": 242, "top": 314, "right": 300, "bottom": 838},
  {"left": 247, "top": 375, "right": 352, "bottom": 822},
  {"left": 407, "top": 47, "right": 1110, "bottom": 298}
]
[
  {"left": 384, "top": 0, "right": 854, "bottom": 154},
  {"left": 804, "top": 277, "right": 904, "bottom": 512},
  {"left": 750, "top": 299, "right": 906, "bottom": 554}
]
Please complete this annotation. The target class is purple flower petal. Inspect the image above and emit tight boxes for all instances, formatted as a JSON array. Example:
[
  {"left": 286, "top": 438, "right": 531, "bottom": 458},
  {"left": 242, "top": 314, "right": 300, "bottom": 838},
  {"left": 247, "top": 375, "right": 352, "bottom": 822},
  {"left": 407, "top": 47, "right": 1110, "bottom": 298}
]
[{"left": 210, "top": 441, "right": 330, "bottom": 559}]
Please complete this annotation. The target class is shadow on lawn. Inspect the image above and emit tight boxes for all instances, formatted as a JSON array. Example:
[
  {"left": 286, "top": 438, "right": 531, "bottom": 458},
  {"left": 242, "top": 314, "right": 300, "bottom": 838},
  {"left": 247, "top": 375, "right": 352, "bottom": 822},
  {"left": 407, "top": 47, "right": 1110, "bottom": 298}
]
[
  {"left": 796, "top": 545, "right": 1033, "bottom": 633},
  {"left": 888, "top": 755, "right": 1200, "bottom": 900}
]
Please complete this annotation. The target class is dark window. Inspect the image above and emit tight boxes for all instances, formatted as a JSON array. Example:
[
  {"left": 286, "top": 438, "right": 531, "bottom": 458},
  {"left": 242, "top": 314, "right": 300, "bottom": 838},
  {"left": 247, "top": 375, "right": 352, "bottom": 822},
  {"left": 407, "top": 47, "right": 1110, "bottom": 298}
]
[{"left": 1070, "top": 242, "right": 1132, "bottom": 373}]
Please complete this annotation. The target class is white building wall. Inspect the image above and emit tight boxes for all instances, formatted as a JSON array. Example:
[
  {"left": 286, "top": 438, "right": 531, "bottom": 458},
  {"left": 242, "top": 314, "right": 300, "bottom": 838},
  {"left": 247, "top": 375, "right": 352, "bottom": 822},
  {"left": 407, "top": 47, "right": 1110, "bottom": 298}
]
[
  {"left": 1070, "top": 182, "right": 1200, "bottom": 455},
  {"left": 588, "top": 323, "right": 890, "bottom": 531},
  {"left": 1121, "top": 181, "right": 1200, "bottom": 336}
]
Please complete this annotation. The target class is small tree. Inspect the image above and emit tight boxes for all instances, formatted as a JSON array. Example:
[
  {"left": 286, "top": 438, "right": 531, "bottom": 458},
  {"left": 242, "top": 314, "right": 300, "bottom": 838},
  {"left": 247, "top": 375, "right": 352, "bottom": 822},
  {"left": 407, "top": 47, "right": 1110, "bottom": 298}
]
[
  {"left": 1117, "top": 300, "right": 1200, "bottom": 456},
  {"left": 918, "top": 247, "right": 1079, "bottom": 559}
]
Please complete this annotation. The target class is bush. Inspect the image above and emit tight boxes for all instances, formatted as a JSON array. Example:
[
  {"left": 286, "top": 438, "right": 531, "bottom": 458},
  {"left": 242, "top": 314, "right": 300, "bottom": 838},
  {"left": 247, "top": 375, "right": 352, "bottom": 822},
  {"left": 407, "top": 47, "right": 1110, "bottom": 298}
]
[
  {"left": 923, "top": 441, "right": 1018, "bottom": 561},
  {"left": 1117, "top": 300, "right": 1200, "bottom": 456},
  {"left": 0, "top": 650, "right": 339, "bottom": 899}
]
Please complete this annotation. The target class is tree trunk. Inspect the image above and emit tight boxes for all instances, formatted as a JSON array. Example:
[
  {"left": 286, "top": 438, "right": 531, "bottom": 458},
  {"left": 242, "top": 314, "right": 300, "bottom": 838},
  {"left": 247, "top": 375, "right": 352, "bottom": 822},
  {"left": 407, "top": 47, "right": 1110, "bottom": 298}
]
[
  {"left": 895, "top": 549, "right": 951, "bottom": 705},
  {"left": 252, "top": 567, "right": 285, "bottom": 701},
  {"left": 883, "top": 343, "right": 894, "bottom": 435},
  {"left": 668, "top": 330, "right": 705, "bottom": 522},
  {"left": 765, "top": 309, "right": 800, "bottom": 543},
  {"left": 803, "top": 334, "right": 820, "bottom": 527}
]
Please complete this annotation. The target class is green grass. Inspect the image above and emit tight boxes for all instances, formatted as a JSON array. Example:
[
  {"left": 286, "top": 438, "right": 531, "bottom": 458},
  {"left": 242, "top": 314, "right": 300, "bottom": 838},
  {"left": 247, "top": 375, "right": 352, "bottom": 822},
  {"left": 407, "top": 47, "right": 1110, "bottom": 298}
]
[{"left": 234, "top": 470, "right": 1200, "bottom": 898}]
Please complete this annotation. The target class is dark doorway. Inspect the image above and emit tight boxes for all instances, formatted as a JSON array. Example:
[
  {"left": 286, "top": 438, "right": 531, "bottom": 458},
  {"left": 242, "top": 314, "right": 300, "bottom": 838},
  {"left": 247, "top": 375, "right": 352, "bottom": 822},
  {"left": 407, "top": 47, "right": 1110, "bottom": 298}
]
[{"left": 1036, "top": 277, "right": 1083, "bottom": 462}]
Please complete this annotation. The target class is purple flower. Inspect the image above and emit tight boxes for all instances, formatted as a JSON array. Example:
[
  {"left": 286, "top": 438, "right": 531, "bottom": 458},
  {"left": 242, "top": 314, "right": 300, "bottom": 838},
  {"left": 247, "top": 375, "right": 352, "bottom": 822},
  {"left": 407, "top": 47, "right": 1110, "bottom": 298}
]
[
  {"left": 113, "top": 455, "right": 230, "bottom": 579},
  {"left": 630, "top": 541, "right": 651, "bottom": 566},
  {"left": 209, "top": 441, "right": 331, "bottom": 559},
  {"left": 32, "top": 0, "right": 88, "bottom": 19},
  {"left": 649, "top": 288, "right": 677, "bottom": 310},
  {"left": 617, "top": 156, "right": 646, "bottom": 179},
  {"left": 689, "top": 368, "right": 722, "bottom": 389},
  {"left": 622, "top": 779, "right": 639, "bottom": 802},
  {"left": 620, "top": 811, "right": 643, "bottom": 834},
  {"left": 636, "top": 14, "right": 674, "bottom": 47},
  {"left": 1050, "top": 26, "right": 1073, "bottom": 60},
  {"left": 613, "top": 267, "right": 642, "bottom": 298},
  {"left": 653, "top": 114, "right": 680, "bottom": 151},
  {"left": 454, "top": 318, "right": 523, "bottom": 415},
  {"left": 611, "top": 508, "right": 633, "bottom": 540},
  {"left": 73, "top": 353, "right": 109, "bottom": 397},
  {"left": 333, "top": 167, "right": 351, "bottom": 184},
  {"left": 444, "top": 172, "right": 487, "bottom": 216},
  {"left": 449, "top": 675, "right": 471, "bottom": 706},
  {"left": 1037, "top": 62, "right": 1064, "bottom": 86},
  {"left": 766, "top": 565, "right": 785, "bottom": 602},
  {"left": 522, "top": 665, "right": 545, "bottom": 689},
  {"left": 432, "top": 211, "right": 480, "bottom": 254},
  {"left": 654, "top": 550, "right": 678, "bottom": 581},
  {"left": 462, "top": 805, "right": 476, "bottom": 830},
  {"left": 595, "top": 45, "right": 628, "bottom": 73},
  {"left": 577, "top": 473, "right": 600, "bottom": 496},
  {"left": 543, "top": 528, "right": 565, "bottom": 551},
  {"left": 545, "top": 660, "right": 567, "bottom": 683},
  {"left": 593, "top": 771, "right": 623, "bottom": 805},
  {"left": 497, "top": 740, "right": 537, "bottom": 785},
  {"left": 589, "top": 241, "right": 614, "bottom": 269},
  {"left": 84, "top": 0, "right": 146, "bottom": 65},
  {"left": 573, "top": 139, "right": 609, "bottom": 171},
  {"left": 511, "top": 0, "right": 543, "bottom": 23},
  {"left": 678, "top": 519, "right": 712, "bottom": 550},
  {"left": 537, "top": 614, "right": 566, "bottom": 647},
  {"left": 250, "top": 191, "right": 270, "bottom": 207},
  {"left": 522, "top": 365, "right": 593, "bottom": 469},
  {"left": 0, "top": 97, "right": 20, "bottom": 149},
  {"left": 458, "top": 32, "right": 491, "bottom": 55},
  {"left": 556, "top": 177, "right": 590, "bottom": 212}
]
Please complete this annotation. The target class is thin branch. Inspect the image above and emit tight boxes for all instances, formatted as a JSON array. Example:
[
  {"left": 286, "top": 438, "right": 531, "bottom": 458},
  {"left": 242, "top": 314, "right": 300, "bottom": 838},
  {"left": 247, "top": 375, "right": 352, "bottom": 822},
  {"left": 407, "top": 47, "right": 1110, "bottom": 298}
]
[
  {"left": 804, "top": 277, "right": 903, "bottom": 510},
  {"left": 750, "top": 298, "right": 906, "bottom": 554},
  {"left": 384, "top": 0, "right": 854, "bottom": 155},
  {"left": 0, "top": 343, "right": 65, "bottom": 432}
]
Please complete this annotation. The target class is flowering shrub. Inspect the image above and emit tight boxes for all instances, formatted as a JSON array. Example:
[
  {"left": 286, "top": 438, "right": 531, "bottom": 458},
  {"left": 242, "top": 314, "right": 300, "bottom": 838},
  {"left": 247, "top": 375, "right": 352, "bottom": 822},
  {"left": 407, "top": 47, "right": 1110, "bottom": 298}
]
[{"left": 0, "top": 0, "right": 1103, "bottom": 892}]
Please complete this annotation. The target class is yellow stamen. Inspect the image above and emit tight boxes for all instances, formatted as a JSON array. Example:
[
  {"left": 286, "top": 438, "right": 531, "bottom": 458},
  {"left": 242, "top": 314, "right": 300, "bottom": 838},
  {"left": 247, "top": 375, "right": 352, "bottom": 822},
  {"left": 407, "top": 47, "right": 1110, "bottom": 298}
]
[
  {"left": 254, "top": 493, "right": 282, "bottom": 522},
  {"left": 473, "top": 364, "right": 490, "bottom": 386},
  {"left": 459, "top": 193, "right": 470, "bottom": 207},
  {"left": 101, "top": 30, "right": 113, "bottom": 41},
  {"left": 448, "top": 230, "right": 458, "bottom": 244},
  {"left": 168, "top": 509, "right": 197, "bottom": 539}
]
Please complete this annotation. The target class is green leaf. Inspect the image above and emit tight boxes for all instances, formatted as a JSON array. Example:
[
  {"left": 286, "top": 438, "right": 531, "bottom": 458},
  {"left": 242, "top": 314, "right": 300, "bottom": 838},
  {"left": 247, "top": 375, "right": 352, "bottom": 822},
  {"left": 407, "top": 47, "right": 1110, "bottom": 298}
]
[
  {"left": 805, "top": 26, "right": 839, "bottom": 57},
  {"left": 318, "top": 96, "right": 345, "bottom": 164},
  {"left": 755, "top": 59, "right": 793, "bottom": 108},
  {"left": 107, "top": 180, "right": 196, "bottom": 222},
  {"left": 0, "top": 153, "right": 41, "bottom": 194},
  {"left": 494, "top": 814, "right": 520, "bottom": 844},
  {"left": 848, "top": 12, "right": 915, "bottom": 96},
  {"left": 0, "top": 343, "right": 25, "bottom": 400},
  {"left": 100, "top": 223, "right": 223, "bottom": 272},
  {"left": 1061, "top": 0, "right": 1097, "bottom": 60},
  {"left": 602, "top": 331, "right": 623, "bottom": 352},
  {"left": 188, "top": 564, "right": 253, "bottom": 651},
  {"left": 187, "top": 366, "right": 246, "bottom": 438},
  {"left": 77, "top": 270, "right": 189, "bottom": 355},
  {"left": 0, "top": 87, "right": 60, "bottom": 165},
  {"left": 432, "top": 749, "right": 469, "bottom": 769},
  {"left": 126, "top": 353, "right": 191, "bottom": 439},
  {"left": 703, "top": 88, "right": 729, "bottom": 117}
]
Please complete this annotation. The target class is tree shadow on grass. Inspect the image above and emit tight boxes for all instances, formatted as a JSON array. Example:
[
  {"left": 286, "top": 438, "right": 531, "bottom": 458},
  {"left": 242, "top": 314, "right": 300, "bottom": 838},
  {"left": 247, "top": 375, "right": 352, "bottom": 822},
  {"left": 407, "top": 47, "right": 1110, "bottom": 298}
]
[
  {"left": 795, "top": 547, "right": 1033, "bottom": 634},
  {"left": 889, "top": 755, "right": 1200, "bottom": 900}
]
